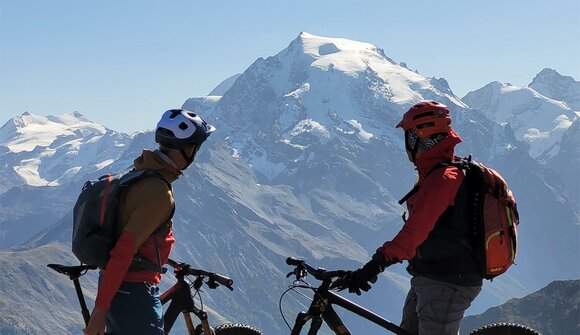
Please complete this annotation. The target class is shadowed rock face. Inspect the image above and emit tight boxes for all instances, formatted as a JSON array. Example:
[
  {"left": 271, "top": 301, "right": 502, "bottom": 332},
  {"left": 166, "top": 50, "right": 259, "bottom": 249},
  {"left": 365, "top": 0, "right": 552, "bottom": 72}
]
[{"left": 462, "top": 279, "right": 580, "bottom": 335}]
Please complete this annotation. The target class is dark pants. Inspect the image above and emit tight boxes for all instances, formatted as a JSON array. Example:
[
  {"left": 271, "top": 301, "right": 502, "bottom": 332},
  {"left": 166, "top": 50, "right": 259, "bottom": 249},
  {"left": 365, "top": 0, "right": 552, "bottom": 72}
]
[
  {"left": 106, "top": 281, "right": 164, "bottom": 335},
  {"left": 400, "top": 276, "right": 481, "bottom": 335}
]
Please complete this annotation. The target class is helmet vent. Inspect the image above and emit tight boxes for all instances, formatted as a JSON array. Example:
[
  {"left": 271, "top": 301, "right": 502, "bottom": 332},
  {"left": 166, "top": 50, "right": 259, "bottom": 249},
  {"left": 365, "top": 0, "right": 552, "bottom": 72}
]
[
  {"left": 169, "top": 110, "right": 181, "bottom": 119},
  {"left": 178, "top": 122, "right": 189, "bottom": 130},
  {"left": 417, "top": 122, "right": 435, "bottom": 129},
  {"left": 413, "top": 111, "right": 435, "bottom": 120}
]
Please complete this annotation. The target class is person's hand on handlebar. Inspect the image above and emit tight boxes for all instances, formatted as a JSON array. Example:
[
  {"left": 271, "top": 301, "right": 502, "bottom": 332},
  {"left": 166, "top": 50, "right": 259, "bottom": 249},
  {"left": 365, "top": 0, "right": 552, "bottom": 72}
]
[{"left": 342, "top": 252, "right": 397, "bottom": 295}]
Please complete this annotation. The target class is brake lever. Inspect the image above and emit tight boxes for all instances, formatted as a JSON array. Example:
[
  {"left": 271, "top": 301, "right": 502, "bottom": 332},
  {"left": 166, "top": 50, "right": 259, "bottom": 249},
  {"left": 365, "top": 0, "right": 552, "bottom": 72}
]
[
  {"left": 193, "top": 277, "right": 204, "bottom": 290},
  {"left": 330, "top": 275, "right": 348, "bottom": 291},
  {"left": 206, "top": 279, "right": 219, "bottom": 289},
  {"left": 287, "top": 266, "right": 307, "bottom": 280}
]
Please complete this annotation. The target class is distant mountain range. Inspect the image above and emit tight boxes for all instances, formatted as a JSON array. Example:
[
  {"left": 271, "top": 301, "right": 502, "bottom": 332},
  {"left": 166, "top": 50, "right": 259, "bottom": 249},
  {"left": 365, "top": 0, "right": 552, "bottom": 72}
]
[
  {"left": 462, "top": 279, "right": 579, "bottom": 335},
  {"left": 0, "top": 32, "right": 578, "bottom": 334}
]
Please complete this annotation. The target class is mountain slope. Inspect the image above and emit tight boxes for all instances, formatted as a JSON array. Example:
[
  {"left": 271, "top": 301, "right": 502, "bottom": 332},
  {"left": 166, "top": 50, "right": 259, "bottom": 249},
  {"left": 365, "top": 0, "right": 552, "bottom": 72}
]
[
  {"left": 462, "top": 279, "right": 580, "bottom": 335},
  {"left": 0, "top": 243, "right": 93, "bottom": 335},
  {"left": 543, "top": 118, "right": 580, "bottom": 204}
]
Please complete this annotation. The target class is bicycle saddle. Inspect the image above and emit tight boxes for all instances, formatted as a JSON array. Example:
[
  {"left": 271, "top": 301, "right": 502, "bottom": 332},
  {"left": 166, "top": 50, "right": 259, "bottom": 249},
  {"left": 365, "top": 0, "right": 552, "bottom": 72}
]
[{"left": 47, "top": 264, "right": 97, "bottom": 278}]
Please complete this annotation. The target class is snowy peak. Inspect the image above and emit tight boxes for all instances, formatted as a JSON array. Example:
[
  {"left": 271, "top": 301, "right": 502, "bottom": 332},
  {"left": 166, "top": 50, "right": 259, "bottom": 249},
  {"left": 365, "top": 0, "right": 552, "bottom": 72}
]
[
  {"left": 0, "top": 112, "right": 132, "bottom": 189},
  {"left": 0, "top": 111, "right": 107, "bottom": 153},
  {"left": 293, "top": 31, "right": 393, "bottom": 66},
  {"left": 284, "top": 32, "right": 459, "bottom": 105},
  {"left": 464, "top": 81, "right": 571, "bottom": 118},
  {"left": 463, "top": 81, "right": 576, "bottom": 158},
  {"left": 203, "top": 32, "right": 469, "bottom": 181},
  {"left": 215, "top": 32, "right": 464, "bottom": 134},
  {"left": 529, "top": 68, "right": 580, "bottom": 110}
]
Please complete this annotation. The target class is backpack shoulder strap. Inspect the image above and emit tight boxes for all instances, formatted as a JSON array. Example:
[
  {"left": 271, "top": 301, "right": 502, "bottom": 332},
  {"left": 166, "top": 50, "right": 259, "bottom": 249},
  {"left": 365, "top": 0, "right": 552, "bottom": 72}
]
[
  {"left": 118, "top": 168, "right": 175, "bottom": 225},
  {"left": 119, "top": 169, "right": 175, "bottom": 273},
  {"left": 398, "top": 159, "right": 459, "bottom": 205},
  {"left": 120, "top": 169, "right": 171, "bottom": 189},
  {"left": 398, "top": 184, "right": 420, "bottom": 205},
  {"left": 397, "top": 155, "right": 472, "bottom": 205}
]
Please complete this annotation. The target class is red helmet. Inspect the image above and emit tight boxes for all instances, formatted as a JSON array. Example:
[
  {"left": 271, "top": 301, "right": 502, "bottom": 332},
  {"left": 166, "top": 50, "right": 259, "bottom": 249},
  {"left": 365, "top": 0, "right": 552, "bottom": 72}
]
[{"left": 396, "top": 101, "right": 452, "bottom": 138}]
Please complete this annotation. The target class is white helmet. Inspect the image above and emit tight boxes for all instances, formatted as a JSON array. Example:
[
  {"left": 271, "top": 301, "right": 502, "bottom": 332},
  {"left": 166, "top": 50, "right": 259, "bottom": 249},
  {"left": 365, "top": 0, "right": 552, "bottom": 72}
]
[{"left": 155, "top": 109, "right": 216, "bottom": 149}]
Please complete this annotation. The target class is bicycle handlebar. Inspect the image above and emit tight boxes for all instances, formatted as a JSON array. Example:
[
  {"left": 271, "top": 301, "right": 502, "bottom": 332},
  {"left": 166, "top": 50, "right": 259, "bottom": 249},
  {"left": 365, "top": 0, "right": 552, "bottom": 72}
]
[
  {"left": 285, "top": 257, "right": 349, "bottom": 282},
  {"left": 166, "top": 258, "right": 234, "bottom": 291}
]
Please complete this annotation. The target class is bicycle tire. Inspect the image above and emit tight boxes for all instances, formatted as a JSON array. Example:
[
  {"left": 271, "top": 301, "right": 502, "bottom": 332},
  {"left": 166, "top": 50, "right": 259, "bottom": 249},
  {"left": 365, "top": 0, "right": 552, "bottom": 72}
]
[
  {"left": 213, "top": 323, "right": 262, "bottom": 335},
  {"left": 467, "top": 322, "right": 541, "bottom": 335},
  {"left": 194, "top": 324, "right": 215, "bottom": 335}
]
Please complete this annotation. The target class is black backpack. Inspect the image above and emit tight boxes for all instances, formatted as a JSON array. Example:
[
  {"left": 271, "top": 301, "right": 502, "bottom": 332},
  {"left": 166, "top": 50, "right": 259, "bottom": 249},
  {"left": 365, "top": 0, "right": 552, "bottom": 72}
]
[{"left": 72, "top": 170, "right": 173, "bottom": 272}]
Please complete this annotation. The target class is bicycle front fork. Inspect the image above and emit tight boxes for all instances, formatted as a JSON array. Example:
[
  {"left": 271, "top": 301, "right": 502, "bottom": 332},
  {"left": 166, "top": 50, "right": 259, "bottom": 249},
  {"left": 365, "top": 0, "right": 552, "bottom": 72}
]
[{"left": 182, "top": 310, "right": 212, "bottom": 335}]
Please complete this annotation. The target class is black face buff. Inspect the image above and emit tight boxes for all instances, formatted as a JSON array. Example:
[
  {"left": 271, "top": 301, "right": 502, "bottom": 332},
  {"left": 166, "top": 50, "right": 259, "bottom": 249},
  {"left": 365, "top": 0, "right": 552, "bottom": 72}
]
[
  {"left": 405, "top": 130, "right": 447, "bottom": 163},
  {"left": 179, "top": 145, "right": 200, "bottom": 170},
  {"left": 405, "top": 130, "right": 420, "bottom": 163}
]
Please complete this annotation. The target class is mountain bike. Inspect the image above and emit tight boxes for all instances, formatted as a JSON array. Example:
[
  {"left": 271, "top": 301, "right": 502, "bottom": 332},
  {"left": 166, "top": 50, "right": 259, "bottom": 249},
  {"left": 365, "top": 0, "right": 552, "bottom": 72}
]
[
  {"left": 281, "top": 257, "right": 541, "bottom": 335},
  {"left": 47, "top": 258, "right": 262, "bottom": 335}
]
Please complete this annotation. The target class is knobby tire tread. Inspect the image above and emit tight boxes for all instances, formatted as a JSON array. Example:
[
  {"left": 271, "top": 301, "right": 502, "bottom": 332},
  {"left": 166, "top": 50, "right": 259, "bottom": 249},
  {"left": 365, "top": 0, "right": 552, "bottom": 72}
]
[
  {"left": 213, "top": 323, "right": 262, "bottom": 335},
  {"left": 467, "top": 322, "right": 541, "bottom": 335}
]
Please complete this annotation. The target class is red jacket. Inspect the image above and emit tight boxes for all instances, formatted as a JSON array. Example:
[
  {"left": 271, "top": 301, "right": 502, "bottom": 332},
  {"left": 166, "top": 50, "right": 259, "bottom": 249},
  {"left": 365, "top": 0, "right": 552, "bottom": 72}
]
[{"left": 378, "top": 131, "right": 464, "bottom": 262}]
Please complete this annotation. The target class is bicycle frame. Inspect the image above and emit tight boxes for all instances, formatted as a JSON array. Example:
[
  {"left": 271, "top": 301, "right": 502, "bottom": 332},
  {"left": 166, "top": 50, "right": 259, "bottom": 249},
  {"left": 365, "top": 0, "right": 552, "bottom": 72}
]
[
  {"left": 160, "top": 268, "right": 212, "bottom": 335},
  {"left": 48, "top": 258, "right": 233, "bottom": 335},
  {"left": 284, "top": 257, "right": 412, "bottom": 335},
  {"left": 290, "top": 279, "right": 412, "bottom": 335}
]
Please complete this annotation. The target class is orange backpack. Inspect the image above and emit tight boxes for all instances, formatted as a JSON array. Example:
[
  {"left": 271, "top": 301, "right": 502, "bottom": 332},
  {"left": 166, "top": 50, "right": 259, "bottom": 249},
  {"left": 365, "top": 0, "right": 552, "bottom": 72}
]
[
  {"left": 399, "top": 155, "right": 519, "bottom": 279},
  {"left": 443, "top": 156, "right": 519, "bottom": 279}
]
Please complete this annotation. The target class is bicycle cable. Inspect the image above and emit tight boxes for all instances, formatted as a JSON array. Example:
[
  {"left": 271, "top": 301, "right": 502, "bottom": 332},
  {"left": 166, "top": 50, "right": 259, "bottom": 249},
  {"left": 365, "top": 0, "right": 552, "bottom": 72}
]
[
  {"left": 279, "top": 279, "right": 315, "bottom": 331},
  {"left": 188, "top": 275, "right": 205, "bottom": 311}
]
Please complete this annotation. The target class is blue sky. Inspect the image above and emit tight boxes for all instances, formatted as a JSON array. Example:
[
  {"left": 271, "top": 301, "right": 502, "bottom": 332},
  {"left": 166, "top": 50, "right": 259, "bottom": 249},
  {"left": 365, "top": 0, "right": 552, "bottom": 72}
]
[{"left": 1, "top": 0, "right": 579, "bottom": 133}]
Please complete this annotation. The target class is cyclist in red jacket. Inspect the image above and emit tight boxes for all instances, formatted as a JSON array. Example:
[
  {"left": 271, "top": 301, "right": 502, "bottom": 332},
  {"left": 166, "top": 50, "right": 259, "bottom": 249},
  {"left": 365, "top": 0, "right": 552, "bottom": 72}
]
[{"left": 344, "top": 101, "right": 483, "bottom": 335}]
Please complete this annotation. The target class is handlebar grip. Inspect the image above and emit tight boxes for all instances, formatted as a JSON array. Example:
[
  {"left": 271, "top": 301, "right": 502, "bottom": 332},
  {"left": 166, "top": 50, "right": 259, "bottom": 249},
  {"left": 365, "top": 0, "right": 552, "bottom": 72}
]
[
  {"left": 166, "top": 258, "right": 180, "bottom": 268},
  {"left": 286, "top": 257, "right": 304, "bottom": 266},
  {"left": 212, "top": 273, "right": 234, "bottom": 289}
]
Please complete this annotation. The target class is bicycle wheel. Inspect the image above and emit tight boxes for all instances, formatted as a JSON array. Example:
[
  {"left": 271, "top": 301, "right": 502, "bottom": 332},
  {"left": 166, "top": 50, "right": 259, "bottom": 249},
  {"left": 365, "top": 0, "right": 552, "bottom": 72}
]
[
  {"left": 213, "top": 323, "right": 262, "bottom": 335},
  {"left": 194, "top": 324, "right": 215, "bottom": 335},
  {"left": 467, "top": 322, "right": 541, "bottom": 335}
]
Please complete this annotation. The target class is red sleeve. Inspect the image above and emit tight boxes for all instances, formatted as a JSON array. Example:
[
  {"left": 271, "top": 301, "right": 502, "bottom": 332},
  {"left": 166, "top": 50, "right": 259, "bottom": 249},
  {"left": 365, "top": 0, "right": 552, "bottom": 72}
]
[
  {"left": 379, "top": 166, "right": 464, "bottom": 262},
  {"left": 94, "top": 231, "right": 136, "bottom": 310}
]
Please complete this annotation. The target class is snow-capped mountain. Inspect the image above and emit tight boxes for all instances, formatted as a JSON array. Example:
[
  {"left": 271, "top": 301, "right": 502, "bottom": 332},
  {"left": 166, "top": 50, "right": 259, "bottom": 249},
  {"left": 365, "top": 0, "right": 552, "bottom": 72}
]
[
  {"left": 0, "top": 112, "right": 134, "bottom": 248},
  {"left": 0, "top": 111, "right": 133, "bottom": 193},
  {"left": 184, "top": 33, "right": 506, "bottom": 181},
  {"left": 462, "top": 81, "right": 577, "bottom": 159},
  {"left": 529, "top": 68, "right": 580, "bottom": 111},
  {"left": 1, "top": 33, "right": 578, "bottom": 334}
]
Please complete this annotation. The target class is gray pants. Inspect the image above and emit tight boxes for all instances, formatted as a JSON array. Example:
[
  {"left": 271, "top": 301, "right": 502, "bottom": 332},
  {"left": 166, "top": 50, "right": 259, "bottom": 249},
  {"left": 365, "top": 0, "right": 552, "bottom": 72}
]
[{"left": 400, "top": 276, "right": 482, "bottom": 335}]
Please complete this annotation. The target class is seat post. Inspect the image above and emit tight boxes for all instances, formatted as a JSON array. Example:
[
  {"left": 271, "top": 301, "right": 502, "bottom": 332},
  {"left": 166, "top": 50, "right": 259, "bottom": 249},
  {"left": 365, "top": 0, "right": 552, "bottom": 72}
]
[{"left": 72, "top": 277, "right": 91, "bottom": 326}]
